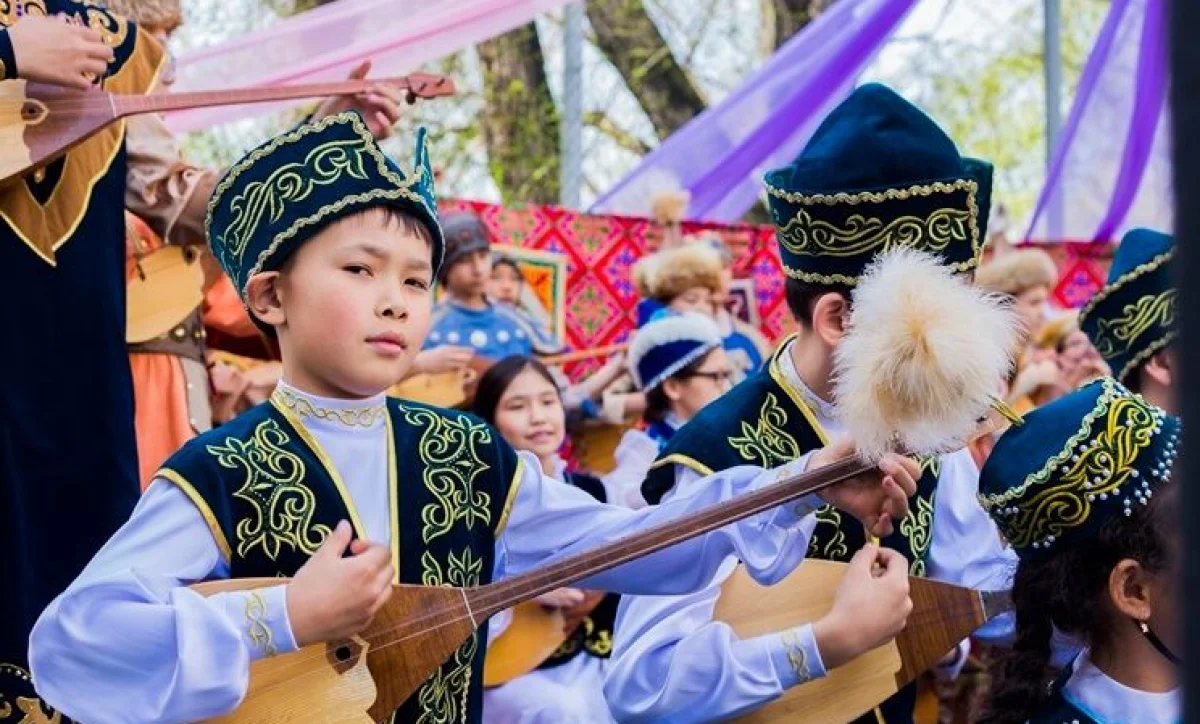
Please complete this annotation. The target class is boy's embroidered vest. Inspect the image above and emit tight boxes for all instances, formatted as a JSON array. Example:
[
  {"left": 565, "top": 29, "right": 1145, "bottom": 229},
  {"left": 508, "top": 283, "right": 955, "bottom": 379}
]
[
  {"left": 539, "top": 471, "right": 619, "bottom": 668},
  {"left": 644, "top": 344, "right": 941, "bottom": 723},
  {"left": 644, "top": 341, "right": 940, "bottom": 574},
  {"left": 159, "top": 397, "right": 520, "bottom": 724}
]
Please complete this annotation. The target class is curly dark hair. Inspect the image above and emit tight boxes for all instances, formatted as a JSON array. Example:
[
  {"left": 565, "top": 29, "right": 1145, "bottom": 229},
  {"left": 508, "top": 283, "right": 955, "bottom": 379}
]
[{"left": 979, "top": 484, "right": 1175, "bottom": 724}]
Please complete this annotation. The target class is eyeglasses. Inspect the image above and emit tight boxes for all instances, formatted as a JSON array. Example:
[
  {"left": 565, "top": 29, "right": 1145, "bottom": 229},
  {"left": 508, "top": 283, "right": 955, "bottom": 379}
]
[{"left": 683, "top": 369, "right": 735, "bottom": 385}]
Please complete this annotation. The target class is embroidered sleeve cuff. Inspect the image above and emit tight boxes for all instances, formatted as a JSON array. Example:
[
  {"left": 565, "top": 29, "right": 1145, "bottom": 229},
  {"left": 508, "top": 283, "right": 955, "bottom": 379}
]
[
  {"left": 0, "top": 30, "right": 17, "bottom": 80},
  {"left": 766, "top": 624, "right": 827, "bottom": 689},
  {"left": 765, "top": 451, "right": 823, "bottom": 527},
  {"left": 237, "top": 585, "right": 298, "bottom": 660}
]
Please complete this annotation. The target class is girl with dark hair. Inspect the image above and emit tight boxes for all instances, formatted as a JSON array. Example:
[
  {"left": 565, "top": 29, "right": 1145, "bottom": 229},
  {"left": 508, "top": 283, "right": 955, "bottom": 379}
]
[
  {"left": 472, "top": 355, "right": 631, "bottom": 724},
  {"left": 978, "top": 378, "right": 1180, "bottom": 724}
]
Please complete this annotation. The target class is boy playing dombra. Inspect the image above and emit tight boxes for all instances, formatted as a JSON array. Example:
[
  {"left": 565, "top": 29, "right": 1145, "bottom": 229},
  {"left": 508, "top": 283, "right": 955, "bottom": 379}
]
[{"left": 28, "top": 112, "right": 918, "bottom": 724}]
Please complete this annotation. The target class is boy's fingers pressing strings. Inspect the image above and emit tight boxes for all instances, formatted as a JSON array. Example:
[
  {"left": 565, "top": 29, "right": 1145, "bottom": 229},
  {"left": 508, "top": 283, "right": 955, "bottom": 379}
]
[{"left": 320, "top": 520, "right": 354, "bottom": 559}]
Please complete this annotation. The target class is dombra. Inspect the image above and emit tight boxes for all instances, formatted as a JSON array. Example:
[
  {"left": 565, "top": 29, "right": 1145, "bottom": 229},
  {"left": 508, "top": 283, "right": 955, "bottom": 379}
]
[
  {"left": 715, "top": 559, "right": 1010, "bottom": 723},
  {"left": 0, "top": 72, "right": 456, "bottom": 185}
]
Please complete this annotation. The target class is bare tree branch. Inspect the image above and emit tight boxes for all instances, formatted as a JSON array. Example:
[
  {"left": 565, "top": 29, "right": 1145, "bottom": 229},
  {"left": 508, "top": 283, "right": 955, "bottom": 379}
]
[
  {"left": 584, "top": 111, "right": 653, "bottom": 155},
  {"left": 585, "top": 0, "right": 707, "bottom": 139},
  {"left": 768, "top": 0, "right": 837, "bottom": 49}
]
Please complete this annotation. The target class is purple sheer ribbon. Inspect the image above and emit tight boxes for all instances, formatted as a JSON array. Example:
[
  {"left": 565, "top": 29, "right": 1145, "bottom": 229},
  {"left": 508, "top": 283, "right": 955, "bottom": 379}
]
[
  {"left": 164, "top": 0, "right": 575, "bottom": 133},
  {"left": 1024, "top": 0, "right": 1172, "bottom": 244},
  {"left": 591, "top": 0, "right": 918, "bottom": 222}
]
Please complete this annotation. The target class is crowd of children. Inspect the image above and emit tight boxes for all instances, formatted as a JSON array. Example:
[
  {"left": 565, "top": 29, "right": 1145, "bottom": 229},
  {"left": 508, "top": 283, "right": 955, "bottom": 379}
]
[{"left": 0, "top": 4, "right": 1180, "bottom": 723}]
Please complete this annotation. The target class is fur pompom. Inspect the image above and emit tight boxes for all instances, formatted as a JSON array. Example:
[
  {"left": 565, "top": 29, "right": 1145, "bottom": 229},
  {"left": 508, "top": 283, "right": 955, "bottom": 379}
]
[
  {"left": 833, "top": 248, "right": 1019, "bottom": 461},
  {"left": 651, "top": 190, "right": 690, "bottom": 226}
]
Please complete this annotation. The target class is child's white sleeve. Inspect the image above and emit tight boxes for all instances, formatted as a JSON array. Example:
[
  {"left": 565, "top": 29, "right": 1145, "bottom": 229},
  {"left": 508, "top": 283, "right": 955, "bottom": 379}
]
[
  {"left": 29, "top": 479, "right": 296, "bottom": 724},
  {"left": 496, "top": 451, "right": 821, "bottom": 594},
  {"left": 605, "top": 558, "right": 826, "bottom": 723}
]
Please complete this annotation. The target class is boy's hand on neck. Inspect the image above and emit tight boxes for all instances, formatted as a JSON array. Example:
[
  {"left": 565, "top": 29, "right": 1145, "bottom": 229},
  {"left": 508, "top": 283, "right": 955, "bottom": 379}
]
[
  {"left": 807, "top": 438, "right": 919, "bottom": 538},
  {"left": 287, "top": 520, "right": 395, "bottom": 648}
]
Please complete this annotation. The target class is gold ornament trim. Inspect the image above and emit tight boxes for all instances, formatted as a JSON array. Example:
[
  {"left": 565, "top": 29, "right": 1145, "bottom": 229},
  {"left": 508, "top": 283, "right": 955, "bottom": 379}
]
[
  {"left": 1078, "top": 249, "right": 1174, "bottom": 323},
  {"left": 244, "top": 590, "right": 277, "bottom": 658},
  {"left": 156, "top": 468, "right": 234, "bottom": 561},
  {"left": 979, "top": 377, "right": 1122, "bottom": 508},
  {"left": 207, "top": 417, "right": 331, "bottom": 561},
  {"left": 780, "top": 629, "right": 814, "bottom": 683},
  {"left": 270, "top": 387, "right": 386, "bottom": 429},
  {"left": 270, "top": 396, "right": 370, "bottom": 542},
  {"left": 765, "top": 179, "right": 982, "bottom": 286},
  {"left": 1091, "top": 289, "right": 1176, "bottom": 356},
  {"left": 989, "top": 390, "right": 1162, "bottom": 549}
]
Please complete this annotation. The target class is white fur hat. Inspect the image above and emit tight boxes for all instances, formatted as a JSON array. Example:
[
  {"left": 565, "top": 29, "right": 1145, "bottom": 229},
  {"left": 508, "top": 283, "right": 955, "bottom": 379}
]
[{"left": 627, "top": 312, "right": 723, "bottom": 390}]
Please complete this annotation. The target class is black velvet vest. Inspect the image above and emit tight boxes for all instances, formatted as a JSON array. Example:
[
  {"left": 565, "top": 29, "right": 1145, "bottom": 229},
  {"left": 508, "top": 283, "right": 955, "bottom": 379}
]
[{"left": 159, "top": 397, "right": 520, "bottom": 724}]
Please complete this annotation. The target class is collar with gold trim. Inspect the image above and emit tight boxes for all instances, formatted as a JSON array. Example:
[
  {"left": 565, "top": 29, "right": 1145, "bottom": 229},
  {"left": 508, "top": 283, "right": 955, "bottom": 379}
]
[{"left": 270, "top": 386, "right": 387, "bottom": 429}]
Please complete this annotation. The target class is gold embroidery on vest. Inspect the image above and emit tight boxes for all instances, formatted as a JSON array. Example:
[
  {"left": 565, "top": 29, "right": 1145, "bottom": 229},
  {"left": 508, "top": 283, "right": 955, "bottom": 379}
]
[
  {"left": 0, "top": 1, "right": 47, "bottom": 26},
  {"left": 82, "top": 4, "right": 128, "bottom": 47},
  {"left": 1091, "top": 289, "right": 1176, "bottom": 358},
  {"left": 403, "top": 403, "right": 495, "bottom": 723},
  {"left": 584, "top": 619, "right": 613, "bottom": 657},
  {"left": 416, "top": 548, "right": 483, "bottom": 724},
  {"left": 900, "top": 495, "right": 936, "bottom": 576},
  {"left": 415, "top": 636, "right": 477, "bottom": 724},
  {"left": 420, "top": 548, "right": 484, "bottom": 587},
  {"left": 0, "top": 663, "right": 61, "bottom": 724},
  {"left": 207, "top": 418, "right": 330, "bottom": 560},
  {"left": 809, "top": 507, "right": 849, "bottom": 559},
  {"left": 403, "top": 407, "right": 493, "bottom": 544},
  {"left": 727, "top": 393, "right": 801, "bottom": 468}
]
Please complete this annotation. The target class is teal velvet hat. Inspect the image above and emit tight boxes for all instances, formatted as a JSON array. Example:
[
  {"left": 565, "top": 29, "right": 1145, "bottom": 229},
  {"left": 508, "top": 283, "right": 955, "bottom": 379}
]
[
  {"left": 206, "top": 111, "right": 442, "bottom": 300},
  {"left": 1078, "top": 228, "right": 1177, "bottom": 384},
  {"left": 764, "top": 83, "right": 992, "bottom": 286},
  {"left": 978, "top": 377, "right": 1180, "bottom": 561}
]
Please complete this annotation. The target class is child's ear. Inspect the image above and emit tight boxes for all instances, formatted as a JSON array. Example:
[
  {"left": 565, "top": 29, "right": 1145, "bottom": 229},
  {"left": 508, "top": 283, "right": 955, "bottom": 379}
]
[
  {"left": 245, "top": 272, "right": 286, "bottom": 328},
  {"left": 812, "top": 292, "right": 850, "bottom": 347},
  {"left": 662, "top": 377, "right": 684, "bottom": 403},
  {"left": 1108, "top": 557, "right": 1155, "bottom": 621}
]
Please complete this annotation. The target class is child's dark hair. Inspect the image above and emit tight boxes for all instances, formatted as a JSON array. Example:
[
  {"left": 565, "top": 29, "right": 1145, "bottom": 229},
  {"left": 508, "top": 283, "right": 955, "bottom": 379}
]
[
  {"left": 980, "top": 486, "right": 1175, "bottom": 724},
  {"left": 472, "top": 355, "right": 560, "bottom": 425},
  {"left": 642, "top": 349, "right": 714, "bottom": 425},
  {"left": 492, "top": 256, "right": 523, "bottom": 281},
  {"left": 783, "top": 277, "right": 850, "bottom": 328}
]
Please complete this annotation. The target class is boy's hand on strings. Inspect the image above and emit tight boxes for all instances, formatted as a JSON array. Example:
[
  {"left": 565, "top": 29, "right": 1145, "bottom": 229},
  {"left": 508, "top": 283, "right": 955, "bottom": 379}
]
[
  {"left": 287, "top": 520, "right": 394, "bottom": 648},
  {"left": 9, "top": 14, "right": 114, "bottom": 90},
  {"left": 808, "top": 437, "right": 919, "bottom": 537},
  {"left": 811, "top": 545, "right": 912, "bottom": 670},
  {"left": 312, "top": 60, "right": 406, "bottom": 141}
]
